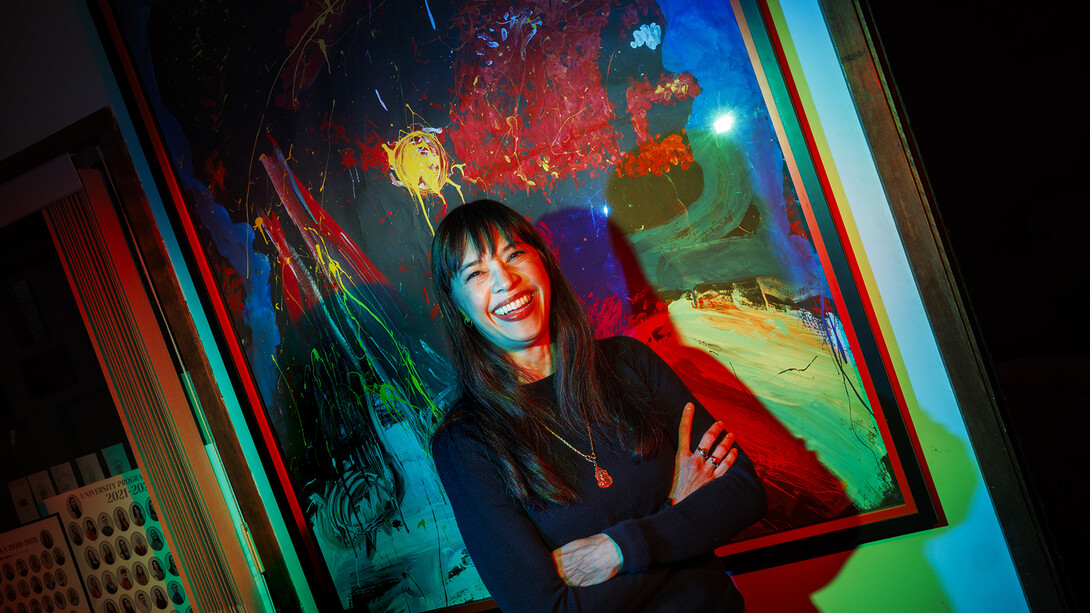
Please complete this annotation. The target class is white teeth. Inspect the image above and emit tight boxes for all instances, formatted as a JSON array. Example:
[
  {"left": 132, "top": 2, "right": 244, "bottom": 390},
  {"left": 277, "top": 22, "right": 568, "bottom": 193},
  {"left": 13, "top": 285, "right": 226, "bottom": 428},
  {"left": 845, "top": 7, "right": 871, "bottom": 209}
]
[{"left": 494, "top": 294, "right": 531, "bottom": 315}]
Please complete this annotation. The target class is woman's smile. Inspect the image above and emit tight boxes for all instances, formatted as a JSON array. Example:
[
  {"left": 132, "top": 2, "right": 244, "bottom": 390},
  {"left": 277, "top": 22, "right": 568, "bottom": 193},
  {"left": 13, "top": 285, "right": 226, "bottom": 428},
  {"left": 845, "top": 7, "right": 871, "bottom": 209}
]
[{"left": 493, "top": 291, "right": 534, "bottom": 318}]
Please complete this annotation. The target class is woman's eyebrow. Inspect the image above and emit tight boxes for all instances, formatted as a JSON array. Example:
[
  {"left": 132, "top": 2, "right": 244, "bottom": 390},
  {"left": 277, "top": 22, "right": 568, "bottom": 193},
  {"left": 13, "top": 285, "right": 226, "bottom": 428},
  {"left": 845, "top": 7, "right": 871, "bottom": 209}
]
[
  {"left": 457, "top": 256, "right": 482, "bottom": 275},
  {"left": 458, "top": 240, "right": 522, "bottom": 274},
  {"left": 497, "top": 239, "right": 522, "bottom": 253}
]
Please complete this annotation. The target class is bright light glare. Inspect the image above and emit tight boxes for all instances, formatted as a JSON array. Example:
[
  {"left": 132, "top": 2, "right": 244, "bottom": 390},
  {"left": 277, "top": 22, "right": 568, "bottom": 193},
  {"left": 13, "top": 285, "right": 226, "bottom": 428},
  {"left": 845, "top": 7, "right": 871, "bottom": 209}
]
[
  {"left": 602, "top": 205, "right": 611, "bottom": 216},
  {"left": 713, "top": 113, "right": 735, "bottom": 134}
]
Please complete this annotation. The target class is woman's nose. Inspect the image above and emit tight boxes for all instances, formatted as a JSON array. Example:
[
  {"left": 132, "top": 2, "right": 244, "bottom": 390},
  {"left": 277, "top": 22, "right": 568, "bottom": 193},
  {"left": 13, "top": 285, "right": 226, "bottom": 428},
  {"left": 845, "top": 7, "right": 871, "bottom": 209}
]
[{"left": 491, "top": 262, "right": 518, "bottom": 291}]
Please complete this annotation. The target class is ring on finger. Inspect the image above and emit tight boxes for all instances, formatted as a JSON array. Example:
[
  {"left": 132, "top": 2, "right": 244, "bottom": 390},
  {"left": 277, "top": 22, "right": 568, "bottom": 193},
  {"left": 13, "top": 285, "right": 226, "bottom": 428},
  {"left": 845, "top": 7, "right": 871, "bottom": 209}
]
[{"left": 697, "top": 447, "right": 711, "bottom": 460}]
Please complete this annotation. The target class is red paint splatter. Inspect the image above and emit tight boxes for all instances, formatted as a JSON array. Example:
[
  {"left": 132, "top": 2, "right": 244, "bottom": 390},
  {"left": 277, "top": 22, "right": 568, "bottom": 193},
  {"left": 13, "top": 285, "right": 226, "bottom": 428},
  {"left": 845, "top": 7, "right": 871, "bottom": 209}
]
[
  {"left": 587, "top": 294, "right": 627, "bottom": 338},
  {"left": 203, "top": 151, "right": 227, "bottom": 194},
  {"left": 213, "top": 260, "right": 247, "bottom": 322},
  {"left": 616, "top": 133, "right": 694, "bottom": 178},
  {"left": 616, "top": 0, "right": 659, "bottom": 39},
  {"left": 276, "top": 1, "right": 349, "bottom": 110},
  {"left": 534, "top": 220, "right": 558, "bottom": 261},
  {"left": 626, "top": 72, "right": 701, "bottom": 145},
  {"left": 322, "top": 117, "right": 389, "bottom": 173},
  {"left": 447, "top": 0, "right": 622, "bottom": 196},
  {"left": 339, "top": 148, "right": 358, "bottom": 169},
  {"left": 261, "top": 137, "right": 392, "bottom": 304},
  {"left": 784, "top": 191, "right": 811, "bottom": 239},
  {"left": 324, "top": 118, "right": 351, "bottom": 143},
  {"left": 259, "top": 213, "right": 311, "bottom": 323}
]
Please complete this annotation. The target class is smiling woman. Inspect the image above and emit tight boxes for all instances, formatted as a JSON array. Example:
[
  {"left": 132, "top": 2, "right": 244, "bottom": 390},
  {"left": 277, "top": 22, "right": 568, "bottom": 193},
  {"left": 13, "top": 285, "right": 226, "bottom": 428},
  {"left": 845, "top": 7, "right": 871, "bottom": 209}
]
[
  {"left": 451, "top": 228, "right": 553, "bottom": 376},
  {"left": 429, "top": 200, "right": 767, "bottom": 612}
]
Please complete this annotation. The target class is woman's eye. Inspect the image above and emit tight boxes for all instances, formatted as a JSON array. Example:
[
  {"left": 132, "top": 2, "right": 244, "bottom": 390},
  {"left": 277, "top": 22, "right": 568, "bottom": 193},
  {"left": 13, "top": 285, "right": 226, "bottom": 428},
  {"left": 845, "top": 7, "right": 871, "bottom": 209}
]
[
  {"left": 508, "top": 249, "right": 526, "bottom": 261},
  {"left": 464, "top": 270, "right": 482, "bottom": 283}
]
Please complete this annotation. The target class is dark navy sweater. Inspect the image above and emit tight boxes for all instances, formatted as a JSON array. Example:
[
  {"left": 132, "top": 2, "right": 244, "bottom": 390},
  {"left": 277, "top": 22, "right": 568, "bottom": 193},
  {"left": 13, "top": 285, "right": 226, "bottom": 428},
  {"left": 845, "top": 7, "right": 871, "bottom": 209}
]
[{"left": 432, "top": 336, "right": 766, "bottom": 612}]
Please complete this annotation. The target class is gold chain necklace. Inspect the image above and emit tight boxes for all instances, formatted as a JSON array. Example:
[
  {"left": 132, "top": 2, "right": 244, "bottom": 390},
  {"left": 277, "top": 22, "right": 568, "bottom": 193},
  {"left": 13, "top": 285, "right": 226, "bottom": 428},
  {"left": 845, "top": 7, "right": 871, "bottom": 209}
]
[{"left": 539, "top": 419, "right": 613, "bottom": 488}]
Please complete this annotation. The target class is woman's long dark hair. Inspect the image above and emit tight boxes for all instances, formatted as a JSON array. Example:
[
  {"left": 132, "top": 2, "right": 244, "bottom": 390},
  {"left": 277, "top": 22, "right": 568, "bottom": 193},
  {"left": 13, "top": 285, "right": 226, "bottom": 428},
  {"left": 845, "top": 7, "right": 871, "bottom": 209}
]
[{"left": 430, "top": 200, "right": 666, "bottom": 505}]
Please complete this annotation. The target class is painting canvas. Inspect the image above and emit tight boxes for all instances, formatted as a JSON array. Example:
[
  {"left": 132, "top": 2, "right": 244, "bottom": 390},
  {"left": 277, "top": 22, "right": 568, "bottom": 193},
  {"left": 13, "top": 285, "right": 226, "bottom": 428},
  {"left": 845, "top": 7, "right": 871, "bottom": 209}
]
[{"left": 97, "top": 0, "right": 936, "bottom": 609}]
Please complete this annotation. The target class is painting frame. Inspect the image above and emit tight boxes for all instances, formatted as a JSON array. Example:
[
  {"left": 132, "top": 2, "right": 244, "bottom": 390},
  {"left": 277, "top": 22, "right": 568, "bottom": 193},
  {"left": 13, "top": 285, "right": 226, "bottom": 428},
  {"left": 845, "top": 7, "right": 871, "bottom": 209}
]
[
  {"left": 89, "top": 0, "right": 942, "bottom": 609},
  {"left": 712, "top": 0, "right": 942, "bottom": 571}
]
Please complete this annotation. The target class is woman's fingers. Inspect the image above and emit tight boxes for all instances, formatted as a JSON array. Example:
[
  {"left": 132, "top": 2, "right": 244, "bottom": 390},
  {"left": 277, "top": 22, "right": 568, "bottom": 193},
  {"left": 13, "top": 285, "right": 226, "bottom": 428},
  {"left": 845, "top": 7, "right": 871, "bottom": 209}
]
[
  {"left": 694, "top": 420, "right": 726, "bottom": 459},
  {"left": 677, "top": 403, "right": 695, "bottom": 452},
  {"left": 713, "top": 447, "right": 738, "bottom": 477},
  {"left": 711, "top": 432, "right": 735, "bottom": 462},
  {"left": 680, "top": 403, "right": 738, "bottom": 478},
  {"left": 701, "top": 430, "right": 736, "bottom": 475}
]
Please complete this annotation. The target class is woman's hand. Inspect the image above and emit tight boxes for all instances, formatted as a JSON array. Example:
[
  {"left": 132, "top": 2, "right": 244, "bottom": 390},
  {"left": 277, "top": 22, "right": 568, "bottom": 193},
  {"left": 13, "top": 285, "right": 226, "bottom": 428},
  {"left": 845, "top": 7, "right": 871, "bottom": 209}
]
[
  {"left": 552, "top": 533, "right": 622, "bottom": 587},
  {"left": 668, "top": 403, "right": 737, "bottom": 505}
]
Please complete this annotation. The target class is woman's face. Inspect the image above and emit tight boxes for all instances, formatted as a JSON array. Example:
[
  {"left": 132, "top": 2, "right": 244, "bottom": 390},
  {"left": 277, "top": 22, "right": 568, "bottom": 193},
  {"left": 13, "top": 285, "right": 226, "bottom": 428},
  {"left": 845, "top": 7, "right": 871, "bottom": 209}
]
[{"left": 451, "top": 228, "right": 552, "bottom": 358}]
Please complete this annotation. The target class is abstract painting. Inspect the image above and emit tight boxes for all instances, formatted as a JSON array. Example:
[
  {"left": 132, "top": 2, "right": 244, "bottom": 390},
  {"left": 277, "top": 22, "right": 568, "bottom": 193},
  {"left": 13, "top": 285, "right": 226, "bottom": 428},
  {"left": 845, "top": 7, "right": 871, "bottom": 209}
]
[{"left": 98, "top": 0, "right": 936, "bottom": 609}]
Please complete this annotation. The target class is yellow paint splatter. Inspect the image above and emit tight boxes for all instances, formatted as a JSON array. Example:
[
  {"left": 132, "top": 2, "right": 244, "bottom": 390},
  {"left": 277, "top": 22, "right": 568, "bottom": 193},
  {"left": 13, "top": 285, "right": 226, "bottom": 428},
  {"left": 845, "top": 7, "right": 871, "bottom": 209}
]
[
  {"left": 253, "top": 216, "right": 268, "bottom": 245},
  {"left": 382, "top": 129, "right": 464, "bottom": 234}
]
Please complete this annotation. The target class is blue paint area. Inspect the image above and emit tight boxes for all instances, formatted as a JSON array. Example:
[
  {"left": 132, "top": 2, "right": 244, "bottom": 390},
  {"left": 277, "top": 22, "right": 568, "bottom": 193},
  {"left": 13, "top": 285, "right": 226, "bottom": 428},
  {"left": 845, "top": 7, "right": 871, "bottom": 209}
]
[
  {"left": 635, "top": 0, "right": 823, "bottom": 299},
  {"left": 193, "top": 186, "right": 282, "bottom": 410},
  {"left": 121, "top": 5, "right": 281, "bottom": 410}
]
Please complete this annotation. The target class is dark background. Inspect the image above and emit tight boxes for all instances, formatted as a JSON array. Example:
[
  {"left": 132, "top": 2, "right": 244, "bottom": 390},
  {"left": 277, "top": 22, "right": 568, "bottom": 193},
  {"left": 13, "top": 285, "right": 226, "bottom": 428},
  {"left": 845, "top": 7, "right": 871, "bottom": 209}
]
[{"left": 864, "top": 2, "right": 1086, "bottom": 609}]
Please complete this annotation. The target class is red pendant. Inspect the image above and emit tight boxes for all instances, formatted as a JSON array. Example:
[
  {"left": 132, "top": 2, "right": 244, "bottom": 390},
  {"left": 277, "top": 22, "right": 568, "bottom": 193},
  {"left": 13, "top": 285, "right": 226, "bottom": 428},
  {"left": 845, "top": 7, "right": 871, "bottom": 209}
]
[{"left": 594, "top": 466, "right": 613, "bottom": 488}]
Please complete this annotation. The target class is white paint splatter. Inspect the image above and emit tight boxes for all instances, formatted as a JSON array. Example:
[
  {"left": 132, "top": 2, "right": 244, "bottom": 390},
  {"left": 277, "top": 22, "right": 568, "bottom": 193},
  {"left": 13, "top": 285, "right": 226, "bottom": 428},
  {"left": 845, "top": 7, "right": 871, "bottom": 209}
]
[
  {"left": 375, "top": 89, "right": 388, "bottom": 111},
  {"left": 630, "top": 23, "right": 662, "bottom": 51}
]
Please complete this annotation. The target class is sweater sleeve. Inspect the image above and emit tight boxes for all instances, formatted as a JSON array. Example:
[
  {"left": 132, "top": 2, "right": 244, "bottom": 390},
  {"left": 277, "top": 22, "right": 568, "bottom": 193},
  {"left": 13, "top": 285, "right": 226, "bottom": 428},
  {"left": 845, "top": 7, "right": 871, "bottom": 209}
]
[
  {"left": 600, "top": 336, "right": 767, "bottom": 573},
  {"left": 432, "top": 421, "right": 677, "bottom": 613}
]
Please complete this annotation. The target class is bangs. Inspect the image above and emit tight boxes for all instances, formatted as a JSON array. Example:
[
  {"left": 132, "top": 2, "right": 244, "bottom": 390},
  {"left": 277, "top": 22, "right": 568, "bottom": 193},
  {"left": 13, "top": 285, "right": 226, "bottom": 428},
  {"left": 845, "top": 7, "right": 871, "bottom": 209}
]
[{"left": 432, "top": 200, "right": 539, "bottom": 288}]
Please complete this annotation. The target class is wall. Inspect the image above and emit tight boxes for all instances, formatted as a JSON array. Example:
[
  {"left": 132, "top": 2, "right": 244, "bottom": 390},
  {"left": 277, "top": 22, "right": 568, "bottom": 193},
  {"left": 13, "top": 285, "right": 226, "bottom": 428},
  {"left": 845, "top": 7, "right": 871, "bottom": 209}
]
[
  {"left": 0, "top": 0, "right": 108, "bottom": 161},
  {"left": 0, "top": 0, "right": 1030, "bottom": 610}
]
